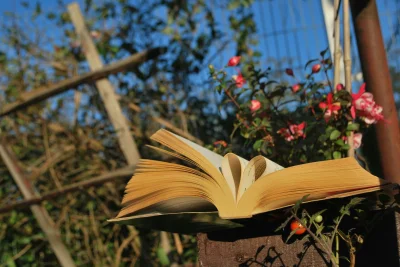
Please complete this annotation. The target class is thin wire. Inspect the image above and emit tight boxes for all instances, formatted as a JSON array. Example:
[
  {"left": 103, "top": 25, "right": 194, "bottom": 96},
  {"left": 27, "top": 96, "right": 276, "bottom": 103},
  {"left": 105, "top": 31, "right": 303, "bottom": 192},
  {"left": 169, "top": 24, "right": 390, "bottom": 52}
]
[
  {"left": 298, "top": 0, "right": 312, "bottom": 60},
  {"left": 257, "top": 0, "right": 271, "bottom": 64},
  {"left": 279, "top": 0, "right": 292, "bottom": 67},
  {"left": 309, "top": 0, "right": 322, "bottom": 51},
  {"left": 268, "top": 0, "right": 282, "bottom": 73},
  {"left": 289, "top": 0, "right": 303, "bottom": 75}
]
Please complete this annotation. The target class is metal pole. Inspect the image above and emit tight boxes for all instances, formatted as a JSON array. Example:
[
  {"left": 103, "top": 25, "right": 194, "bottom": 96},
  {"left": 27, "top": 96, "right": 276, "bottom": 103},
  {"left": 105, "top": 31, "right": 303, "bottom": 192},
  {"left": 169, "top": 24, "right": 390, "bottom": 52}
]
[{"left": 350, "top": 0, "right": 400, "bottom": 183}]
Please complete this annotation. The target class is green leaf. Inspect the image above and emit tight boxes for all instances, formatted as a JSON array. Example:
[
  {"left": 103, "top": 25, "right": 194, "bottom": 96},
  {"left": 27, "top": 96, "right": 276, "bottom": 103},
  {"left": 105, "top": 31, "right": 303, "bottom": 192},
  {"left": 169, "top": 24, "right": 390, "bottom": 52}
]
[
  {"left": 157, "top": 248, "right": 170, "bottom": 266},
  {"left": 6, "top": 257, "right": 16, "bottom": 267},
  {"left": 275, "top": 215, "right": 293, "bottom": 232},
  {"left": 347, "top": 123, "right": 360, "bottom": 131},
  {"left": 324, "top": 149, "right": 332, "bottom": 160},
  {"left": 341, "top": 144, "right": 350, "bottom": 150},
  {"left": 349, "top": 197, "right": 365, "bottom": 207},
  {"left": 253, "top": 139, "right": 263, "bottom": 151},
  {"left": 320, "top": 47, "right": 330, "bottom": 57},
  {"left": 35, "top": 2, "right": 42, "bottom": 15},
  {"left": 293, "top": 195, "right": 310, "bottom": 213},
  {"left": 325, "top": 126, "right": 335, "bottom": 135},
  {"left": 333, "top": 151, "right": 341, "bottom": 159},
  {"left": 330, "top": 130, "right": 341, "bottom": 140},
  {"left": 316, "top": 225, "right": 325, "bottom": 236},
  {"left": 286, "top": 226, "right": 305, "bottom": 243},
  {"left": 335, "top": 139, "right": 345, "bottom": 146},
  {"left": 46, "top": 12, "right": 56, "bottom": 20},
  {"left": 318, "top": 134, "right": 328, "bottom": 142}
]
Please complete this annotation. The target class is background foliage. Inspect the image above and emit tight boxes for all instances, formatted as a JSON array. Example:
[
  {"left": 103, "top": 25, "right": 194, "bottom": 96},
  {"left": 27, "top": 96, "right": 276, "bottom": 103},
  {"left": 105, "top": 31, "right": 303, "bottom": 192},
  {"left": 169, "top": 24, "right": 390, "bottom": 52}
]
[{"left": 0, "top": 0, "right": 259, "bottom": 265}]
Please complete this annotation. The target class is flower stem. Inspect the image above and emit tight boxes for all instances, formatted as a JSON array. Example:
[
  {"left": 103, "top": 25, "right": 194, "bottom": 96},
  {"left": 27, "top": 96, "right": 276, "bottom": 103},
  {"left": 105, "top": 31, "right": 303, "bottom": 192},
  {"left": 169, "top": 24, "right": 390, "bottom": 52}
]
[
  {"left": 223, "top": 86, "right": 240, "bottom": 109},
  {"left": 336, "top": 234, "right": 339, "bottom": 266}
]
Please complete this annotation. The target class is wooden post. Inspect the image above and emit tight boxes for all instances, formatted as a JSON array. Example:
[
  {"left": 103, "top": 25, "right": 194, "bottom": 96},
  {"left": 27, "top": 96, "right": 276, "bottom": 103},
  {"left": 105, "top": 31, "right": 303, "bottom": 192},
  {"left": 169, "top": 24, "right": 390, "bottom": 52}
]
[
  {"left": 349, "top": 1, "right": 400, "bottom": 266},
  {"left": 0, "top": 145, "right": 76, "bottom": 267},
  {"left": 343, "top": 0, "right": 355, "bottom": 157},
  {"left": 197, "top": 229, "right": 328, "bottom": 266},
  {"left": 68, "top": 2, "right": 140, "bottom": 167},
  {"left": 350, "top": 0, "right": 400, "bottom": 183}
]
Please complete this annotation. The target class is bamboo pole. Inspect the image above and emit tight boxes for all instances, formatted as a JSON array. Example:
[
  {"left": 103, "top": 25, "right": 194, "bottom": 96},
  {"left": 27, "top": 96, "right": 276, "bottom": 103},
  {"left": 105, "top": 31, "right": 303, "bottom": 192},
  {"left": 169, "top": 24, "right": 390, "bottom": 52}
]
[
  {"left": 343, "top": 0, "right": 354, "bottom": 158},
  {"left": 68, "top": 3, "right": 140, "bottom": 166},
  {"left": 0, "top": 144, "right": 76, "bottom": 267},
  {"left": 333, "top": 0, "right": 341, "bottom": 92}
]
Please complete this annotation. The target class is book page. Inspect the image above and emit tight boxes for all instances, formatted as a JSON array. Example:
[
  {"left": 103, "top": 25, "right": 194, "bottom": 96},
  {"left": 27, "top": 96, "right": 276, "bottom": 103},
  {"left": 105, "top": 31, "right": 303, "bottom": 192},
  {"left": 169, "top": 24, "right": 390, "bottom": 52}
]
[
  {"left": 236, "top": 157, "right": 388, "bottom": 218},
  {"left": 237, "top": 156, "right": 284, "bottom": 200},
  {"left": 221, "top": 153, "right": 248, "bottom": 200},
  {"left": 125, "top": 197, "right": 217, "bottom": 215},
  {"left": 172, "top": 132, "right": 224, "bottom": 171},
  {"left": 150, "top": 130, "right": 235, "bottom": 202}
]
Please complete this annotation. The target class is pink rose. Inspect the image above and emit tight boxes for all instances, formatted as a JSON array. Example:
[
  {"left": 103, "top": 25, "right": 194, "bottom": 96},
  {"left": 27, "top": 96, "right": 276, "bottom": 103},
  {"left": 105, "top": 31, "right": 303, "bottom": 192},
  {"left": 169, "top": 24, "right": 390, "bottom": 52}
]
[
  {"left": 292, "top": 84, "right": 301, "bottom": 93},
  {"left": 227, "top": 56, "right": 241, "bottom": 67},
  {"left": 277, "top": 122, "right": 306, "bottom": 141},
  {"left": 250, "top": 100, "right": 261, "bottom": 112},
  {"left": 232, "top": 72, "right": 246, "bottom": 88},
  {"left": 353, "top": 133, "right": 362, "bottom": 149},
  {"left": 351, "top": 83, "right": 384, "bottom": 124}
]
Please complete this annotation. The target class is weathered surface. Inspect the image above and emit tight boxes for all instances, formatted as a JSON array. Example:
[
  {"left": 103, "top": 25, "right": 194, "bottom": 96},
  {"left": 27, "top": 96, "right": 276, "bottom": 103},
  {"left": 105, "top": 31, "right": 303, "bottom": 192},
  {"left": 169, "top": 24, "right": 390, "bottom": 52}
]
[{"left": 197, "top": 229, "right": 328, "bottom": 267}]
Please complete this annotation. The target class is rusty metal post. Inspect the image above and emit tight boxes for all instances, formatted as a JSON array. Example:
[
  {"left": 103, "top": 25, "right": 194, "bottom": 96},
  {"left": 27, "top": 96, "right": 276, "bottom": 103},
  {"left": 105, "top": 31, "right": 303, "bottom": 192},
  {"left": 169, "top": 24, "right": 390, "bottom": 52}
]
[
  {"left": 351, "top": 1, "right": 400, "bottom": 266},
  {"left": 350, "top": 0, "right": 400, "bottom": 183}
]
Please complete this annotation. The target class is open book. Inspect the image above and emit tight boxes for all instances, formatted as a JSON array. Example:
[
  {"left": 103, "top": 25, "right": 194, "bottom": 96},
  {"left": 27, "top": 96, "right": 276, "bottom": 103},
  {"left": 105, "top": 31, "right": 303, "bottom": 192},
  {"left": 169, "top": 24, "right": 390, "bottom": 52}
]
[{"left": 109, "top": 129, "right": 389, "bottom": 233}]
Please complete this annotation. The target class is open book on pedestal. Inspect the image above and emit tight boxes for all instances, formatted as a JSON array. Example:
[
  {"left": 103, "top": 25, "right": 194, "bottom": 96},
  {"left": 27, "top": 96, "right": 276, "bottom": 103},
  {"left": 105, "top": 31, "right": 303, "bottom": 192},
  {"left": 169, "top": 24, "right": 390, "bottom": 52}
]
[{"left": 109, "top": 129, "right": 389, "bottom": 233}]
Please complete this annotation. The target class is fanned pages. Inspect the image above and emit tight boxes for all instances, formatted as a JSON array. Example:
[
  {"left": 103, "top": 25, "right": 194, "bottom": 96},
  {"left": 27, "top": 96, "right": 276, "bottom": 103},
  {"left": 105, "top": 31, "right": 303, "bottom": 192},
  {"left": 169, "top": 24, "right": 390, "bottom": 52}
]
[{"left": 110, "top": 129, "right": 390, "bottom": 233}]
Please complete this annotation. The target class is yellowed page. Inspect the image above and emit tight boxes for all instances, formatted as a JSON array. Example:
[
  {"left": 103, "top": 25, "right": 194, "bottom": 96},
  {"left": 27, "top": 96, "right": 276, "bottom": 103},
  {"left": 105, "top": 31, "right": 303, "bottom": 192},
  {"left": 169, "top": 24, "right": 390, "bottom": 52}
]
[
  {"left": 235, "top": 157, "right": 388, "bottom": 218},
  {"left": 221, "top": 153, "right": 249, "bottom": 200},
  {"left": 237, "top": 156, "right": 284, "bottom": 200}
]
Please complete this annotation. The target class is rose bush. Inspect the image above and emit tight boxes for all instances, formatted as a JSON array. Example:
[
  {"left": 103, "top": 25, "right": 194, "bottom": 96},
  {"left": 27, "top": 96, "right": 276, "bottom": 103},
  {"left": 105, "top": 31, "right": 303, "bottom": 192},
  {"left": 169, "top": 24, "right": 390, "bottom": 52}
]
[
  {"left": 211, "top": 52, "right": 385, "bottom": 166},
  {"left": 210, "top": 53, "right": 396, "bottom": 267}
]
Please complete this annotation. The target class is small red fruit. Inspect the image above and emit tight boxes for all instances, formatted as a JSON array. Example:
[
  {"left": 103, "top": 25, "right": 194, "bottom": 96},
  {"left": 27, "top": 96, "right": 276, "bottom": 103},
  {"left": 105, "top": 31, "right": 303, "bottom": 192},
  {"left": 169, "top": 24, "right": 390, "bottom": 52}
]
[
  {"left": 290, "top": 220, "right": 306, "bottom": 235},
  {"left": 312, "top": 63, "right": 321, "bottom": 73}
]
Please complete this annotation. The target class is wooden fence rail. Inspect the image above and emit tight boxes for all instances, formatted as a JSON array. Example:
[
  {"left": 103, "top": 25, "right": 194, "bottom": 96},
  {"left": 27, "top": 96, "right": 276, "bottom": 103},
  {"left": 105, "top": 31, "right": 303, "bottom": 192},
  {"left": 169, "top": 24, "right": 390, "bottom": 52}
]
[{"left": 0, "top": 47, "right": 166, "bottom": 117}]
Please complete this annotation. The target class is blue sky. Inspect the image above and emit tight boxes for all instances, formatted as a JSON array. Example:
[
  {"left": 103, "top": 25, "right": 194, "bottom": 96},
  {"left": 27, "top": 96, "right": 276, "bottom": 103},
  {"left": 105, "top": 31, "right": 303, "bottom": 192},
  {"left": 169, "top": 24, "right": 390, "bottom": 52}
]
[
  {"left": 1, "top": 0, "right": 399, "bottom": 75},
  {"left": 1, "top": 0, "right": 399, "bottom": 103}
]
